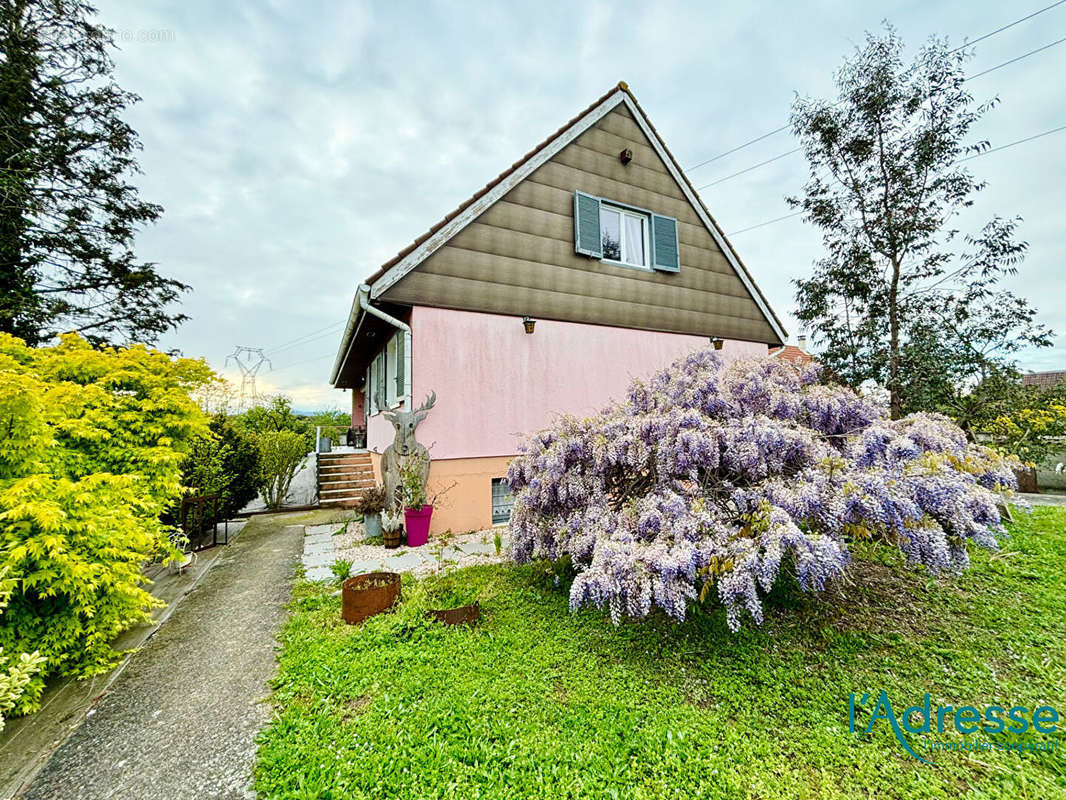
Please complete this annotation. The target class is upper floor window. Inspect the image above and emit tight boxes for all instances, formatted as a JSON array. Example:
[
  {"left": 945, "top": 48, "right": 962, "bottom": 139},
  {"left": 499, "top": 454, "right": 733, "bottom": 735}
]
[
  {"left": 600, "top": 205, "right": 648, "bottom": 268},
  {"left": 573, "top": 191, "right": 680, "bottom": 273}
]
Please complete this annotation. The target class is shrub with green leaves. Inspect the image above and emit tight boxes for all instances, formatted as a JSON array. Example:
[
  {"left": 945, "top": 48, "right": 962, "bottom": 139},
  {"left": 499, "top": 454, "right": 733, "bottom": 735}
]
[
  {"left": 257, "top": 430, "right": 309, "bottom": 510},
  {"left": 235, "top": 395, "right": 313, "bottom": 448},
  {"left": 209, "top": 416, "right": 262, "bottom": 518},
  {"left": 174, "top": 414, "right": 261, "bottom": 524},
  {"left": 0, "top": 333, "right": 212, "bottom": 713},
  {"left": 978, "top": 383, "right": 1066, "bottom": 465}
]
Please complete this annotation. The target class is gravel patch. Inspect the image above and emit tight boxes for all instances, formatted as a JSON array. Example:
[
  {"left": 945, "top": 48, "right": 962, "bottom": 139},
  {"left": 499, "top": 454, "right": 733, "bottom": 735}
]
[{"left": 332, "top": 522, "right": 511, "bottom": 578}]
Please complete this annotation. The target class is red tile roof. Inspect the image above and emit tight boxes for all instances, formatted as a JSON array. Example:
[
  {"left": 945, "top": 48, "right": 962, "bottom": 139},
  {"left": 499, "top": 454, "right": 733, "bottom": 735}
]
[{"left": 769, "top": 345, "right": 817, "bottom": 366}]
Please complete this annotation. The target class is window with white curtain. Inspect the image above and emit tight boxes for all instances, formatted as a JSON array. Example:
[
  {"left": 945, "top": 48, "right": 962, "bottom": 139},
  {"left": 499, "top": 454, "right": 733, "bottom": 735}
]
[{"left": 599, "top": 204, "right": 649, "bottom": 269}]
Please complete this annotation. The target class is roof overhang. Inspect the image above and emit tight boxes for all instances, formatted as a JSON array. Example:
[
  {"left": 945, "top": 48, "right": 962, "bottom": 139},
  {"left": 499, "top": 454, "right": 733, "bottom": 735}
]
[{"left": 330, "top": 287, "right": 410, "bottom": 389}]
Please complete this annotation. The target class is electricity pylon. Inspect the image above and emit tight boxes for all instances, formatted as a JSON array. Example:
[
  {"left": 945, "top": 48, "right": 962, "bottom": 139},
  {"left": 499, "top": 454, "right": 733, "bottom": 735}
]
[{"left": 226, "top": 346, "right": 272, "bottom": 410}]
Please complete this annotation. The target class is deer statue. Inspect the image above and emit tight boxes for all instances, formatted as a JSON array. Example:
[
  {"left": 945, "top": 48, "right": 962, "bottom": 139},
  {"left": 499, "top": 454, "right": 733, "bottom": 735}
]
[{"left": 377, "top": 390, "right": 436, "bottom": 510}]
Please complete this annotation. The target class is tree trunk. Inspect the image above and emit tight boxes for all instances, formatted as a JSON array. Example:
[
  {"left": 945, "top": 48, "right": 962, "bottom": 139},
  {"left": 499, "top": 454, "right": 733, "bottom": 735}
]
[
  {"left": 888, "top": 258, "right": 902, "bottom": 420},
  {"left": 0, "top": 3, "right": 41, "bottom": 342}
]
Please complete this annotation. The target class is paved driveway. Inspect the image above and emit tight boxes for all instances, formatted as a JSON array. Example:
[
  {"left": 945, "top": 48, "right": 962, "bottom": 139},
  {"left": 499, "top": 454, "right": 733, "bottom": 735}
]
[{"left": 22, "top": 513, "right": 306, "bottom": 800}]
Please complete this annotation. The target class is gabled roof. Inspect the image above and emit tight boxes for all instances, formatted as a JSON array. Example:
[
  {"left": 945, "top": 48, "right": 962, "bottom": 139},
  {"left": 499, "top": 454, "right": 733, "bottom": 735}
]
[
  {"left": 358, "top": 82, "right": 624, "bottom": 290},
  {"left": 333, "top": 82, "right": 788, "bottom": 386}
]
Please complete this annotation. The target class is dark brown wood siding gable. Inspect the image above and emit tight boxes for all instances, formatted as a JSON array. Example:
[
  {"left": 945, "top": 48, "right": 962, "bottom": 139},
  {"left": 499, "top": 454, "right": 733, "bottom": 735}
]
[{"left": 378, "top": 103, "right": 782, "bottom": 345}]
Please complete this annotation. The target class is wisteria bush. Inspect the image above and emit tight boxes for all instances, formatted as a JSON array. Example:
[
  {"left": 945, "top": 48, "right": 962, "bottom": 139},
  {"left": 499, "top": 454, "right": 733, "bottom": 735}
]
[{"left": 507, "top": 351, "right": 1018, "bottom": 630}]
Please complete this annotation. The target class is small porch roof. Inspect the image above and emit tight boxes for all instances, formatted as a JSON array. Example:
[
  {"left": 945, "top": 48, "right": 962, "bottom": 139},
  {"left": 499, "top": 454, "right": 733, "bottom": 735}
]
[{"left": 331, "top": 300, "right": 410, "bottom": 390}]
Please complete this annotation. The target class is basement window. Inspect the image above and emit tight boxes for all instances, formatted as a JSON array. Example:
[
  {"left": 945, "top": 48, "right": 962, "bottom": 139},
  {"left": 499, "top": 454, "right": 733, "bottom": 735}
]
[{"left": 491, "top": 478, "right": 514, "bottom": 525}]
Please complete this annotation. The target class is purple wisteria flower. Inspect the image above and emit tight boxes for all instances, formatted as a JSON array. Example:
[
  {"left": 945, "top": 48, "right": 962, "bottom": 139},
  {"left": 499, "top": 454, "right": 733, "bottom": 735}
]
[{"left": 507, "top": 351, "right": 1019, "bottom": 630}]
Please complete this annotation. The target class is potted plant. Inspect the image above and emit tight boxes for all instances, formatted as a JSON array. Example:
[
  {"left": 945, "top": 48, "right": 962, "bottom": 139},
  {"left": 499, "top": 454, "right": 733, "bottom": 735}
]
[
  {"left": 381, "top": 509, "right": 405, "bottom": 549},
  {"left": 400, "top": 455, "right": 432, "bottom": 547},
  {"left": 353, "top": 484, "right": 387, "bottom": 538}
]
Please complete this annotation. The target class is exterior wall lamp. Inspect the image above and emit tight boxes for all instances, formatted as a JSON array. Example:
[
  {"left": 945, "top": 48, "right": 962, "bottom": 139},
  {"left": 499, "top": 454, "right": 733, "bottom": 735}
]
[
  {"left": 523, "top": 316, "right": 536, "bottom": 334},
  {"left": 710, "top": 336, "right": 724, "bottom": 350},
  {"left": 619, "top": 148, "right": 633, "bottom": 165}
]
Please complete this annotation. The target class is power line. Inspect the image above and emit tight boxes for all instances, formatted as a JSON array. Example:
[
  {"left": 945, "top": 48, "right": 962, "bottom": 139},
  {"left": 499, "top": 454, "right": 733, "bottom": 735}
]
[
  {"left": 729, "top": 210, "right": 805, "bottom": 236},
  {"left": 270, "top": 351, "right": 336, "bottom": 373},
  {"left": 726, "top": 122, "right": 1066, "bottom": 235},
  {"left": 683, "top": 1, "right": 1066, "bottom": 173},
  {"left": 957, "top": 122, "right": 1066, "bottom": 161},
  {"left": 696, "top": 148, "right": 802, "bottom": 191},
  {"left": 946, "top": 0, "right": 1066, "bottom": 53},
  {"left": 264, "top": 321, "right": 344, "bottom": 355},
  {"left": 966, "top": 35, "right": 1066, "bottom": 80},
  {"left": 696, "top": 33, "right": 1066, "bottom": 190},
  {"left": 249, "top": 6, "right": 1066, "bottom": 363},
  {"left": 267, "top": 325, "right": 344, "bottom": 357},
  {"left": 685, "top": 124, "right": 791, "bottom": 173}
]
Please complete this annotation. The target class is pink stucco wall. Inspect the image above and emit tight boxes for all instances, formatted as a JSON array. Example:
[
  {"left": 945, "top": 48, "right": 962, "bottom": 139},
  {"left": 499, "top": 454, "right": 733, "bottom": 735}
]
[{"left": 363, "top": 306, "right": 768, "bottom": 459}]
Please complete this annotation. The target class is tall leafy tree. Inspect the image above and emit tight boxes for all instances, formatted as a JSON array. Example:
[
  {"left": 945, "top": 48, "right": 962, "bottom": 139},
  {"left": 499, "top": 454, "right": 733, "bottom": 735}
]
[
  {"left": 789, "top": 27, "right": 1050, "bottom": 418},
  {"left": 0, "top": 0, "right": 187, "bottom": 346}
]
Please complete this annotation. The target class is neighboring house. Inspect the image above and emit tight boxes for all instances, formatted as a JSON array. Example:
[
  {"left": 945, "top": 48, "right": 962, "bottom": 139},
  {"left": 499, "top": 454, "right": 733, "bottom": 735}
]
[
  {"left": 330, "top": 81, "right": 787, "bottom": 533},
  {"left": 769, "top": 334, "right": 817, "bottom": 367},
  {"left": 1021, "top": 370, "right": 1066, "bottom": 389}
]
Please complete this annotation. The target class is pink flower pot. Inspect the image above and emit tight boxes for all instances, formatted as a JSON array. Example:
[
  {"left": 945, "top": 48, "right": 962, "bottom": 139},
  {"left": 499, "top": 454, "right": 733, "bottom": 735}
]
[{"left": 404, "top": 504, "right": 433, "bottom": 547}]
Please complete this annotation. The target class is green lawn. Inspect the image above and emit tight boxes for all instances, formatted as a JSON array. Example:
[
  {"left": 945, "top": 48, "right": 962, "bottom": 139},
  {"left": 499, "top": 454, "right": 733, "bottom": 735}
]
[{"left": 255, "top": 507, "right": 1066, "bottom": 799}]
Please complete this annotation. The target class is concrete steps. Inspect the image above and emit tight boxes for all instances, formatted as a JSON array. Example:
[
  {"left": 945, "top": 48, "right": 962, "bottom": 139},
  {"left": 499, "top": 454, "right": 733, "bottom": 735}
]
[{"left": 317, "top": 451, "right": 375, "bottom": 508}]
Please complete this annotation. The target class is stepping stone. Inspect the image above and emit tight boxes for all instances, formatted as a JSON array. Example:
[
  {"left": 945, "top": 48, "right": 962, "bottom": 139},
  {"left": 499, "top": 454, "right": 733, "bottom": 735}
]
[
  {"left": 303, "top": 540, "right": 335, "bottom": 555},
  {"left": 349, "top": 558, "right": 386, "bottom": 574},
  {"left": 456, "top": 541, "right": 500, "bottom": 557},
  {"left": 306, "top": 523, "right": 343, "bottom": 537},
  {"left": 306, "top": 566, "right": 333, "bottom": 582},
  {"left": 414, "top": 549, "right": 460, "bottom": 570},
  {"left": 302, "top": 552, "right": 337, "bottom": 569},
  {"left": 383, "top": 552, "right": 423, "bottom": 572}
]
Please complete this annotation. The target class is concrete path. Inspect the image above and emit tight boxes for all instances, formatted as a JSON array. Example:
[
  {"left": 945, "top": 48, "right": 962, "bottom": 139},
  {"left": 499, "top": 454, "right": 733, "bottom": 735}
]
[
  {"left": 20, "top": 512, "right": 308, "bottom": 800},
  {"left": 1016, "top": 492, "right": 1066, "bottom": 507},
  {"left": 0, "top": 522, "right": 248, "bottom": 799}
]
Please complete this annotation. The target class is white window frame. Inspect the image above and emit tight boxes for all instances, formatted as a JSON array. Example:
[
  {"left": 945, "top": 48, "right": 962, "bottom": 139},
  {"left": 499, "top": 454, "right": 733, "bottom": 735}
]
[{"left": 599, "top": 203, "right": 651, "bottom": 270}]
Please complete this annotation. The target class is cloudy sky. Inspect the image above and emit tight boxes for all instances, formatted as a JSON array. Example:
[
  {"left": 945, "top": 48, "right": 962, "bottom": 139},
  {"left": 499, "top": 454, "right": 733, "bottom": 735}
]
[{"left": 95, "top": 0, "right": 1066, "bottom": 409}]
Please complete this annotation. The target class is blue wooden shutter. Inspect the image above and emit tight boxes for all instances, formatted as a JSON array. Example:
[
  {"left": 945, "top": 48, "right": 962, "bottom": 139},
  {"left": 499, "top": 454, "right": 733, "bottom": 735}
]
[
  {"left": 573, "top": 191, "right": 602, "bottom": 257},
  {"left": 650, "top": 214, "right": 680, "bottom": 272}
]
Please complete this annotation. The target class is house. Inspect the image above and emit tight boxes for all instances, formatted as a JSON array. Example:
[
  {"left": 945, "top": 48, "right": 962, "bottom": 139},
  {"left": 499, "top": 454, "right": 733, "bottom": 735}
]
[
  {"left": 1021, "top": 370, "right": 1066, "bottom": 389},
  {"left": 769, "top": 334, "right": 816, "bottom": 367},
  {"left": 330, "top": 82, "right": 787, "bottom": 534}
]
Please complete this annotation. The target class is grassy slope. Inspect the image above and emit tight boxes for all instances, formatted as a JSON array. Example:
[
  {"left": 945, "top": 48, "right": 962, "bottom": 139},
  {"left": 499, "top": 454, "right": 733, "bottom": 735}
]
[{"left": 255, "top": 508, "right": 1066, "bottom": 800}]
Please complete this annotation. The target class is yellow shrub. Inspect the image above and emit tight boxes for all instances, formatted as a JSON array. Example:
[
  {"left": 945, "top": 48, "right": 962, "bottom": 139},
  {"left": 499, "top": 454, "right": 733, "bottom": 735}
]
[{"left": 0, "top": 333, "right": 214, "bottom": 714}]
